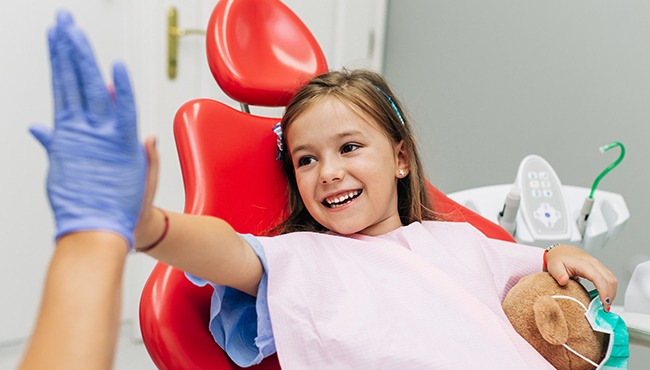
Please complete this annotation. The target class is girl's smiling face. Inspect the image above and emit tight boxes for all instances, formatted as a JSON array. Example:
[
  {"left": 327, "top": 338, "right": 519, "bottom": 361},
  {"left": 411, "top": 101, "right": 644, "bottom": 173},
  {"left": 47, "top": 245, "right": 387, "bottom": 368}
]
[{"left": 286, "top": 97, "right": 409, "bottom": 236}]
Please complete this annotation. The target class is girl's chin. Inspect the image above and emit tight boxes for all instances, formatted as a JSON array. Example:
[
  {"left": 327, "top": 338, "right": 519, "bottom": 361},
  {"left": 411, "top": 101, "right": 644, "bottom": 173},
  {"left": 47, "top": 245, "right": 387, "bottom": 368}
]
[{"left": 322, "top": 222, "right": 364, "bottom": 236}]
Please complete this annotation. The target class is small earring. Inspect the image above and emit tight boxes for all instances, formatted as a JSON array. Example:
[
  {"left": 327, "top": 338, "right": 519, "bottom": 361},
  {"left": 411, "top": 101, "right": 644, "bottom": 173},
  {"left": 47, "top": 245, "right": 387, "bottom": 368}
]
[{"left": 398, "top": 169, "right": 406, "bottom": 177}]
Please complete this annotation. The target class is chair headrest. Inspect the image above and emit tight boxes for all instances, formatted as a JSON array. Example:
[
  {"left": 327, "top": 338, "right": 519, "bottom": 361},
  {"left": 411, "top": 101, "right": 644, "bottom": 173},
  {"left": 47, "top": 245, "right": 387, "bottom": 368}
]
[{"left": 207, "top": 0, "right": 328, "bottom": 107}]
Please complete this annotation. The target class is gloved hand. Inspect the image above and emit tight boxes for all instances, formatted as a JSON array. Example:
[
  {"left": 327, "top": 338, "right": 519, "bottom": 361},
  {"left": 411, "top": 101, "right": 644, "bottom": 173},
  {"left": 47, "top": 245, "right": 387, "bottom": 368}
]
[{"left": 30, "top": 10, "right": 146, "bottom": 249}]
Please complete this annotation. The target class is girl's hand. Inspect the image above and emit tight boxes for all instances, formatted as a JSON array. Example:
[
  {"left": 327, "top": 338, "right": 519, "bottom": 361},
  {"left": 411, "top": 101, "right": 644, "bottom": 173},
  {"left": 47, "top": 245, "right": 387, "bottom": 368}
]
[
  {"left": 544, "top": 244, "right": 617, "bottom": 311},
  {"left": 134, "top": 136, "right": 162, "bottom": 250}
]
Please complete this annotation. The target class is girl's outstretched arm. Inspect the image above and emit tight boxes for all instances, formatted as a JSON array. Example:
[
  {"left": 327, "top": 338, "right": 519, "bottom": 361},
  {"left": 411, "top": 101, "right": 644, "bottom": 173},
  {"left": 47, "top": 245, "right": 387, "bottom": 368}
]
[
  {"left": 544, "top": 244, "right": 617, "bottom": 311},
  {"left": 135, "top": 138, "right": 263, "bottom": 296}
]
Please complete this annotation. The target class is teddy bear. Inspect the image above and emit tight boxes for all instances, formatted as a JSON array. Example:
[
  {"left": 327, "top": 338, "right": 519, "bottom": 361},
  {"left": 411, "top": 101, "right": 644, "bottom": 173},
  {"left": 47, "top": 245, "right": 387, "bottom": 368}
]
[{"left": 502, "top": 272, "right": 608, "bottom": 370}]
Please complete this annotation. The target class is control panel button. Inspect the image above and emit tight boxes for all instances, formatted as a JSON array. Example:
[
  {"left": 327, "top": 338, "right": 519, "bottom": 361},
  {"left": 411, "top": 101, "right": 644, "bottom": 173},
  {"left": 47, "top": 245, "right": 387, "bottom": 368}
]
[{"left": 533, "top": 202, "right": 562, "bottom": 228}]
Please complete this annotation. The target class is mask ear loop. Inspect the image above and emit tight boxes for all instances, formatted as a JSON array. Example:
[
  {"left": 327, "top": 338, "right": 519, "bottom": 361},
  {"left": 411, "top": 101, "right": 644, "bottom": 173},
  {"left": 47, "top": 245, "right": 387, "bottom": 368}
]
[
  {"left": 561, "top": 342, "right": 600, "bottom": 368},
  {"left": 551, "top": 295, "right": 600, "bottom": 368}
]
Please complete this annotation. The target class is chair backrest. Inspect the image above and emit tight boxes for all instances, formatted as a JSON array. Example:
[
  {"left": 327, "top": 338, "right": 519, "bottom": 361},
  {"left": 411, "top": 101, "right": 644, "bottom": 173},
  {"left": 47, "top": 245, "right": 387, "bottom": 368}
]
[
  {"left": 207, "top": 0, "right": 327, "bottom": 107},
  {"left": 139, "top": 1, "right": 514, "bottom": 369}
]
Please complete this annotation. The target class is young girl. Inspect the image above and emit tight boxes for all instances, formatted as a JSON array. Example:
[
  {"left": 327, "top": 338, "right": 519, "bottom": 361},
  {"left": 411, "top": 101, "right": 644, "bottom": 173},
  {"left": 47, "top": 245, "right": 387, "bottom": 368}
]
[
  {"left": 40, "top": 12, "right": 616, "bottom": 369},
  {"left": 136, "top": 70, "right": 617, "bottom": 368}
]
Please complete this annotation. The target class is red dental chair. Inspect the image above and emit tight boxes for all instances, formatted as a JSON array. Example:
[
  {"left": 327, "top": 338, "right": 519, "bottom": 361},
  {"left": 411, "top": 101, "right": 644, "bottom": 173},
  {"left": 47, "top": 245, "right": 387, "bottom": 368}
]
[{"left": 139, "top": 1, "right": 514, "bottom": 369}]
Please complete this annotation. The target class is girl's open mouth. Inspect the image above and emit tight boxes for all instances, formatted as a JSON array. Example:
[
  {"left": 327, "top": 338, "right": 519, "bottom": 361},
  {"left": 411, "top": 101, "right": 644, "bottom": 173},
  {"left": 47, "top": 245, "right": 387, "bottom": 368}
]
[{"left": 322, "top": 190, "right": 362, "bottom": 208}]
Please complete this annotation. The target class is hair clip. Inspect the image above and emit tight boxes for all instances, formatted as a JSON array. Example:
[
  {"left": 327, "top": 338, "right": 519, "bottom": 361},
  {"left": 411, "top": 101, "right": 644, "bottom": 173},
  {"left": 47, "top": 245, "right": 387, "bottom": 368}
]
[
  {"left": 273, "top": 122, "right": 283, "bottom": 160},
  {"left": 374, "top": 86, "right": 405, "bottom": 125}
]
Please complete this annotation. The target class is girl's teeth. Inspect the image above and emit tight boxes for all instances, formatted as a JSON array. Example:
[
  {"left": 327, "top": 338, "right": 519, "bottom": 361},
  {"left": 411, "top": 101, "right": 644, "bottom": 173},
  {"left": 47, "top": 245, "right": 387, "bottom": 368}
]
[{"left": 327, "top": 190, "right": 359, "bottom": 206}]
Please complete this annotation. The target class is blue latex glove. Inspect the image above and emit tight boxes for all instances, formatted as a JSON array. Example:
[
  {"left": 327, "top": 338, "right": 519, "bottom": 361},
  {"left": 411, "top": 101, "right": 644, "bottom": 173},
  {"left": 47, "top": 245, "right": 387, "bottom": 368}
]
[{"left": 30, "top": 11, "right": 146, "bottom": 249}]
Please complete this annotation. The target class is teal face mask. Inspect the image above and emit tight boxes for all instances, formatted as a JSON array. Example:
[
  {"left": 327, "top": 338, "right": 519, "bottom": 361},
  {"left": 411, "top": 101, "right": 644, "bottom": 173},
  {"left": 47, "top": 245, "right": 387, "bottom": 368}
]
[
  {"left": 586, "top": 295, "right": 630, "bottom": 369},
  {"left": 551, "top": 294, "right": 629, "bottom": 369}
]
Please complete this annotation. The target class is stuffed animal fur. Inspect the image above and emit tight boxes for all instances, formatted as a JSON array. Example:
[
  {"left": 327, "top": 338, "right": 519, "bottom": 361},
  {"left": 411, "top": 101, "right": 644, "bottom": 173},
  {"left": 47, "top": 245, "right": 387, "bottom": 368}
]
[{"left": 503, "top": 272, "right": 608, "bottom": 370}]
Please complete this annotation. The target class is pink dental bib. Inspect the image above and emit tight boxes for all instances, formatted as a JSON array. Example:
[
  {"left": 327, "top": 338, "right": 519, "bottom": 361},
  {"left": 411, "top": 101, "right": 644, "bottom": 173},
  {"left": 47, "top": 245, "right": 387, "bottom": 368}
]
[{"left": 257, "top": 221, "right": 554, "bottom": 369}]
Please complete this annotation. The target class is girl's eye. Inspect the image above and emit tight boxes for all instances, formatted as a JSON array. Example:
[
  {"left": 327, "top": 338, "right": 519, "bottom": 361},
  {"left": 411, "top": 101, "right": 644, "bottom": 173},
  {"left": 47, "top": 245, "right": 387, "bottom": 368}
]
[
  {"left": 297, "top": 156, "right": 316, "bottom": 167},
  {"left": 341, "top": 143, "right": 360, "bottom": 154}
]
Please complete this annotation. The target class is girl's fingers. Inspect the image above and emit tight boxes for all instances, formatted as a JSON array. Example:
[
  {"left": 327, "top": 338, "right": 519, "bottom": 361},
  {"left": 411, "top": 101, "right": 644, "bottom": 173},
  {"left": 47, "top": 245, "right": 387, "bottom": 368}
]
[
  {"left": 143, "top": 136, "right": 159, "bottom": 208},
  {"left": 569, "top": 258, "right": 617, "bottom": 309},
  {"left": 133, "top": 136, "right": 160, "bottom": 250},
  {"left": 587, "top": 264, "right": 617, "bottom": 309},
  {"left": 135, "top": 136, "right": 159, "bottom": 231},
  {"left": 546, "top": 245, "right": 617, "bottom": 311},
  {"left": 545, "top": 258, "right": 570, "bottom": 286}
]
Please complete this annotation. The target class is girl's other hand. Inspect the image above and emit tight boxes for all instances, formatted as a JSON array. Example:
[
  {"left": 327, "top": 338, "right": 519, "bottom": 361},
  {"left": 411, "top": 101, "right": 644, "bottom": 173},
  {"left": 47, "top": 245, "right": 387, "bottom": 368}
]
[{"left": 544, "top": 244, "right": 617, "bottom": 312}]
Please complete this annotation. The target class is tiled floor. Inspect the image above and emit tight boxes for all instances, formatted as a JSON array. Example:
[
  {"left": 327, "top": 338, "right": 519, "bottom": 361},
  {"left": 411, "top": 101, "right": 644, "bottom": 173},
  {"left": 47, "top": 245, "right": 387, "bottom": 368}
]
[{"left": 0, "top": 321, "right": 157, "bottom": 370}]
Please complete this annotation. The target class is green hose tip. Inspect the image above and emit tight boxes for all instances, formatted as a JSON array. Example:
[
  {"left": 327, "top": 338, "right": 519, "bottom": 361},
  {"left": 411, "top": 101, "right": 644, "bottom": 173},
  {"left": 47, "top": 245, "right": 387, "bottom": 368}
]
[{"left": 589, "top": 141, "right": 625, "bottom": 199}]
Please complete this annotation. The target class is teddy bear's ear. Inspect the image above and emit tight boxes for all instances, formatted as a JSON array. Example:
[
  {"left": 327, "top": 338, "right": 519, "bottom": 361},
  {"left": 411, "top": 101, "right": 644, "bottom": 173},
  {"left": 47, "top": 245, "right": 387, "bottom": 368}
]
[{"left": 533, "top": 296, "right": 569, "bottom": 345}]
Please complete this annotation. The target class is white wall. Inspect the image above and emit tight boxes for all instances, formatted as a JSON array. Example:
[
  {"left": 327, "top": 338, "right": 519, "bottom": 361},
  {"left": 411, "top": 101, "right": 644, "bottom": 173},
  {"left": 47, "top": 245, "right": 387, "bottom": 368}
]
[{"left": 383, "top": 0, "right": 650, "bottom": 366}]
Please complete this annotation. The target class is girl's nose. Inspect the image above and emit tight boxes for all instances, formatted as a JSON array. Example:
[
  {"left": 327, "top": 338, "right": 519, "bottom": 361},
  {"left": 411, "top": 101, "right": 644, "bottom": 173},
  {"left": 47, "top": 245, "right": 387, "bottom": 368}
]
[{"left": 320, "top": 159, "right": 345, "bottom": 184}]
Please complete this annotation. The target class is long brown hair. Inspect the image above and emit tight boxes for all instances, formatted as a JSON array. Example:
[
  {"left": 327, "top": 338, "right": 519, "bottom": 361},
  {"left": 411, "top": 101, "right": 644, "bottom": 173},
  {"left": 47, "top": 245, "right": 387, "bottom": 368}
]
[{"left": 273, "top": 69, "right": 437, "bottom": 234}]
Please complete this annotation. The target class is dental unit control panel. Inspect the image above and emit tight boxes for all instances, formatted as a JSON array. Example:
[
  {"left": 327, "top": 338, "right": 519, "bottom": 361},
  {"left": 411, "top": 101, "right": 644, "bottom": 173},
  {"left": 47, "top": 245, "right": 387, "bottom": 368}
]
[
  {"left": 449, "top": 143, "right": 629, "bottom": 250},
  {"left": 516, "top": 155, "right": 571, "bottom": 243}
]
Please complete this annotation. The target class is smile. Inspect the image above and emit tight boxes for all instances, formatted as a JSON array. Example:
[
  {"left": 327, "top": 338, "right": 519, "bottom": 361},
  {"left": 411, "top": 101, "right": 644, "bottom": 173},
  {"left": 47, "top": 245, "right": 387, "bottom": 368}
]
[{"left": 323, "top": 190, "right": 362, "bottom": 208}]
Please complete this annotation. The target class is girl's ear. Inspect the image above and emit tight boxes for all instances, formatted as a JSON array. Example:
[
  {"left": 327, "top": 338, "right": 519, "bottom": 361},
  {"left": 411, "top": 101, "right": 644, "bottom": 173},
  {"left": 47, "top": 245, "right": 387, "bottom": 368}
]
[{"left": 395, "top": 140, "right": 409, "bottom": 178}]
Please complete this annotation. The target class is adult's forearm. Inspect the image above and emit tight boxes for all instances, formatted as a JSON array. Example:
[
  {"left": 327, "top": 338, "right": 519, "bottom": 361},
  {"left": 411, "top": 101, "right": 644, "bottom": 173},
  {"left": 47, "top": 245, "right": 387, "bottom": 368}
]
[{"left": 18, "top": 232, "right": 128, "bottom": 370}]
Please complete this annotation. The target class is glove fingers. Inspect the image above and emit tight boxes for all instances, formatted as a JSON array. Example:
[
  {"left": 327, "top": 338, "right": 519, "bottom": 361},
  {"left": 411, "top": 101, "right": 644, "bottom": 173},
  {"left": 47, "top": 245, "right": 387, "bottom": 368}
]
[
  {"left": 53, "top": 10, "right": 83, "bottom": 122},
  {"left": 67, "top": 25, "right": 111, "bottom": 122},
  {"left": 56, "top": 10, "right": 74, "bottom": 27},
  {"left": 48, "top": 27, "right": 65, "bottom": 114},
  {"left": 112, "top": 62, "right": 138, "bottom": 143},
  {"left": 29, "top": 124, "right": 53, "bottom": 150}
]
